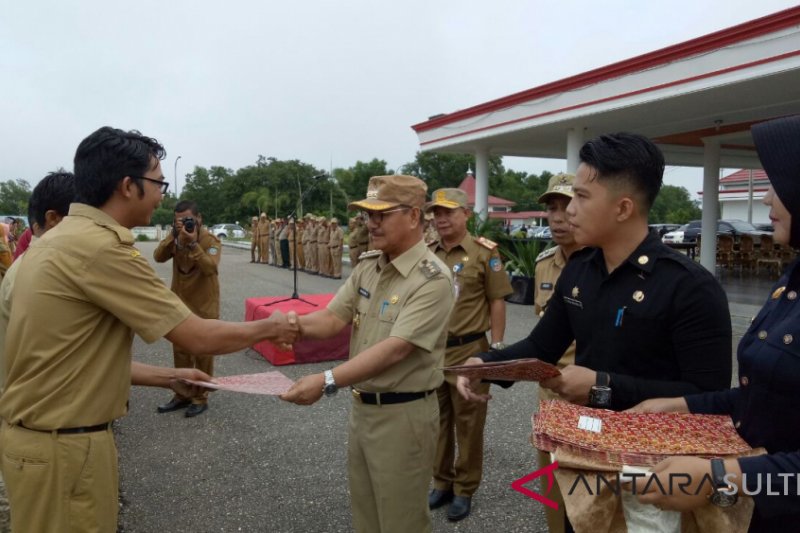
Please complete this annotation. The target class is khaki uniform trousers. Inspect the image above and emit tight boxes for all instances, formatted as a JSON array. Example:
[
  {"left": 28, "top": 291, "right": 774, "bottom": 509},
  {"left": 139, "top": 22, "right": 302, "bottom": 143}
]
[
  {"left": 296, "top": 242, "right": 304, "bottom": 270},
  {"left": 349, "top": 393, "right": 438, "bottom": 533},
  {"left": 0, "top": 422, "right": 118, "bottom": 533},
  {"left": 330, "top": 246, "right": 342, "bottom": 278},
  {"left": 174, "top": 350, "right": 214, "bottom": 404},
  {"left": 433, "top": 339, "right": 489, "bottom": 497},
  {"left": 306, "top": 241, "right": 317, "bottom": 273},
  {"left": 537, "top": 387, "right": 567, "bottom": 533},
  {"left": 250, "top": 239, "right": 259, "bottom": 262},
  {"left": 258, "top": 236, "right": 269, "bottom": 263},
  {"left": 317, "top": 243, "right": 330, "bottom": 276}
]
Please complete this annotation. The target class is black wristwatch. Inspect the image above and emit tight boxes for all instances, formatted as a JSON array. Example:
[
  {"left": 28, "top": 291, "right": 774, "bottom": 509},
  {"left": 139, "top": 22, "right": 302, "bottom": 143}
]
[
  {"left": 708, "top": 458, "right": 738, "bottom": 507},
  {"left": 588, "top": 372, "right": 612, "bottom": 407}
]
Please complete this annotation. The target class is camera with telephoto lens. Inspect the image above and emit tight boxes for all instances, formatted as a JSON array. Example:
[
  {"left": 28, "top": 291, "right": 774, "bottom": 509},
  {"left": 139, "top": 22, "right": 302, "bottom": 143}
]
[{"left": 181, "top": 217, "right": 196, "bottom": 233}]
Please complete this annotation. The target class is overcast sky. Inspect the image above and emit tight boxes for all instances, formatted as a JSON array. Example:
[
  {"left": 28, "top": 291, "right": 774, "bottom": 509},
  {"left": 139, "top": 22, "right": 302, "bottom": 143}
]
[{"left": 2, "top": 0, "right": 796, "bottom": 197}]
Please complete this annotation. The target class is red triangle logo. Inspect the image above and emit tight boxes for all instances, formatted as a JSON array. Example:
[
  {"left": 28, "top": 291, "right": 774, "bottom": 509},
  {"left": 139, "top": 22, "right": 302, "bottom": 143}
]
[{"left": 510, "top": 461, "right": 560, "bottom": 509}]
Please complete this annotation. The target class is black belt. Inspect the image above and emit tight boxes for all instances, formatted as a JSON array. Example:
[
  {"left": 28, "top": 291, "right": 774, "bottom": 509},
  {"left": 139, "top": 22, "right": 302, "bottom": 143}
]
[
  {"left": 351, "top": 389, "right": 434, "bottom": 405},
  {"left": 446, "top": 332, "right": 485, "bottom": 348},
  {"left": 19, "top": 422, "right": 110, "bottom": 435}
]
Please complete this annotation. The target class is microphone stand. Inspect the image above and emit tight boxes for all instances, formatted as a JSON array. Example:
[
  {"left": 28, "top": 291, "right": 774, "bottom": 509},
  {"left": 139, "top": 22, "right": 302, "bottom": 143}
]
[{"left": 262, "top": 174, "right": 328, "bottom": 307}]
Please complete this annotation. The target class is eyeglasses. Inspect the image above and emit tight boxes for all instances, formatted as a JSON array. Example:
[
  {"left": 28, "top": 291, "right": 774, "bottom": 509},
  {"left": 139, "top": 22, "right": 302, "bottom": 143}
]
[
  {"left": 360, "top": 206, "right": 411, "bottom": 224},
  {"left": 134, "top": 176, "right": 170, "bottom": 195}
]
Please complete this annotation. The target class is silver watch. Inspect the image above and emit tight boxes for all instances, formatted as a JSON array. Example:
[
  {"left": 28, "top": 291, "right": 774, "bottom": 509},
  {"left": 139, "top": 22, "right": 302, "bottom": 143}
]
[
  {"left": 323, "top": 369, "right": 338, "bottom": 396},
  {"left": 490, "top": 342, "right": 507, "bottom": 350}
]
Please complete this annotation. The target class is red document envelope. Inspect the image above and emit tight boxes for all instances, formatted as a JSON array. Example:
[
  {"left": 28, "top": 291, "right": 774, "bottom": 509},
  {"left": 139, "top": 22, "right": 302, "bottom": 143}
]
[
  {"left": 180, "top": 371, "right": 295, "bottom": 396},
  {"left": 443, "top": 358, "right": 561, "bottom": 382}
]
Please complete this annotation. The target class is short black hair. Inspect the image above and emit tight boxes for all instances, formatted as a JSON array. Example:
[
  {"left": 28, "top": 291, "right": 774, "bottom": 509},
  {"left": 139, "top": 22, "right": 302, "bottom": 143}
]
[
  {"left": 579, "top": 132, "right": 664, "bottom": 212},
  {"left": 28, "top": 170, "right": 76, "bottom": 229},
  {"left": 174, "top": 200, "right": 199, "bottom": 216},
  {"left": 73, "top": 126, "right": 166, "bottom": 207}
]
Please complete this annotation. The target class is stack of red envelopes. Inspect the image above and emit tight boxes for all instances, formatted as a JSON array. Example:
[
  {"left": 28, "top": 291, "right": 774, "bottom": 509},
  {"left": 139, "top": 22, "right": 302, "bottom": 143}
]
[
  {"left": 443, "top": 358, "right": 561, "bottom": 382},
  {"left": 533, "top": 400, "right": 751, "bottom": 467}
]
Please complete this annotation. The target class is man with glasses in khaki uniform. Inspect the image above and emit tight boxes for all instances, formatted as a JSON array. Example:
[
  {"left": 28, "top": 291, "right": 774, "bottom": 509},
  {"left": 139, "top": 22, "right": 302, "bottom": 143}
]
[
  {"left": 425, "top": 188, "right": 512, "bottom": 521},
  {"left": 281, "top": 175, "right": 454, "bottom": 533},
  {"left": 0, "top": 126, "right": 298, "bottom": 533}
]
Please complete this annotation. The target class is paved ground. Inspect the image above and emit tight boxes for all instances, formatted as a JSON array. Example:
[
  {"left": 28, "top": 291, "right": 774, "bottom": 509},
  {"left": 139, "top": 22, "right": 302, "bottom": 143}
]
[{"left": 117, "top": 241, "right": 761, "bottom": 533}]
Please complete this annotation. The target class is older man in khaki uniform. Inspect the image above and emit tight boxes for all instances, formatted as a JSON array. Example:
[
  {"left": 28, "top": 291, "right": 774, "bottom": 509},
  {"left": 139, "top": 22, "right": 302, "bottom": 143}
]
[
  {"left": 250, "top": 215, "right": 260, "bottom": 263},
  {"left": 533, "top": 173, "right": 580, "bottom": 533},
  {"left": 329, "top": 217, "right": 344, "bottom": 279},
  {"left": 0, "top": 126, "right": 298, "bottom": 533},
  {"left": 154, "top": 200, "right": 222, "bottom": 417},
  {"left": 316, "top": 217, "right": 331, "bottom": 277},
  {"left": 257, "top": 213, "right": 270, "bottom": 263},
  {"left": 282, "top": 175, "right": 454, "bottom": 533},
  {"left": 425, "top": 188, "right": 512, "bottom": 521}
]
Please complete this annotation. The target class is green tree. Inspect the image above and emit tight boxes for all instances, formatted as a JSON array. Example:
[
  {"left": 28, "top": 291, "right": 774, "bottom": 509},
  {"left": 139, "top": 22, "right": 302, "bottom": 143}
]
[
  {"left": 335, "top": 159, "right": 390, "bottom": 207},
  {"left": 649, "top": 185, "right": 701, "bottom": 224},
  {"left": 151, "top": 194, "right": 178, "bottom": 226},
  {"left": 400, "top": 152, "right": 504, "bottom": 193},
  {"left": 0, "top": 179, "right": 32, "bottom": 215}
]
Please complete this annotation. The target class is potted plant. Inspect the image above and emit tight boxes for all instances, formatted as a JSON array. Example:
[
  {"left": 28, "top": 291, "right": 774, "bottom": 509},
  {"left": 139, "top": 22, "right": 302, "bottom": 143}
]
[{"left": 501, "top": 239, "right": 549, "bottom": 305}]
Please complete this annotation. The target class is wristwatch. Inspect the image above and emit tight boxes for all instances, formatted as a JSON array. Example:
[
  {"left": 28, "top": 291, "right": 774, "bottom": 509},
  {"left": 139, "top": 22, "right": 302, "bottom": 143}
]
[
  {"left": 323, "top": 370, "right": 338, "bottom": 396},
  {"left": 490, "top": 342, "right": 507, "bottom": 351},
  {"left": 588, "top": 372, "right": 612, "bottom": 407},
  {"left": 708, "top": 458, "right": 738, "bottom": 507}
]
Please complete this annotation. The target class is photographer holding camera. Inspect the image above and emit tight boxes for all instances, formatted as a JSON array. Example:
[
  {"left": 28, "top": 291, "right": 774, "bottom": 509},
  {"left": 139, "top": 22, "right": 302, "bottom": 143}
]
[{"left": 154, "top": 200, "right": 222, "bottom": 417}]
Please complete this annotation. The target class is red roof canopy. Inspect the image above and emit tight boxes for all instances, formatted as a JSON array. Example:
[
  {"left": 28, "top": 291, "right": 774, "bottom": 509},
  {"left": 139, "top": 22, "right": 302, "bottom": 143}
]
[{"left": 457, "top": 174, "right": 516, "bottom": 207}]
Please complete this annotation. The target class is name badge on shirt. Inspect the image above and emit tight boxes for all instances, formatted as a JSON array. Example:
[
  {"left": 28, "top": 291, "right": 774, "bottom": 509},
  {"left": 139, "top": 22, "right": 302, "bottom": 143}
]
[
  {"left": 563, "top": 296, "right": 583, "bottom": 309},
  {"left": 358, "top": 287, "right": 371, "bottom": 299}
]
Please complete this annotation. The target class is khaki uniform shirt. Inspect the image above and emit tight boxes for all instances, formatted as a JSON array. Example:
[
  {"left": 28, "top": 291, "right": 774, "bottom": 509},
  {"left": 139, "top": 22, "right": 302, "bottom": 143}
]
[
  {"left": 154, "top": 227, "right": 221, "bottom": 319},
  {"left": 317, "top": 225, "right": 329, "bottom": 245},
  {"left": 354, "top": 224, "right": 369, "bottom": 247},
  {"left": 0, "top": 237, "right": 37, "bottom": 394},
  {"left": 330, "top": 226, "right": 344, "bottom": 249},
  {"left": 430, "top": 235, "right": 513, "bottom": 366},
  {"left": 328, "top": 240, "right": 453, "bottom": 393},
  {"left": 258, "top": 219, "right": 270, "bottom": 238},
  {"left": 251, "top": 223, "right": 260, "bottom": 243},
  {"left": 534, "top": 245, "right": 576, "bottom": 401},
  {"left": 0, "top": 204, "right": 191, "bottom": 429}
]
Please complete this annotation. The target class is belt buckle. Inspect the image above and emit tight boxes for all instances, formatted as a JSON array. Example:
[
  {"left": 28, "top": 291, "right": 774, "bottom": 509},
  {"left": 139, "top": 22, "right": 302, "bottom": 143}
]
[{"left": 351, "top": 388, "right": 362, "bottom": 402}]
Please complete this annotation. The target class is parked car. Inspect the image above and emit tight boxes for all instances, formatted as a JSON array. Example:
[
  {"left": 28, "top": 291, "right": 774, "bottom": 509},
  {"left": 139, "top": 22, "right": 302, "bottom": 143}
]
[
  {"left": 649, "top": 223, "right": 681, "bottom": 237},
  {"left": 754, "top": 222, "right": 774, "bottom": 233},
  {"left": 210, "top": 223, "right": 245, "bottom": 239},
  {"left": 662, "top": 219, "right": 770, "bottom": 244},
  {"left": 531, "top": 226, "right": 552, "bottom": 239}
]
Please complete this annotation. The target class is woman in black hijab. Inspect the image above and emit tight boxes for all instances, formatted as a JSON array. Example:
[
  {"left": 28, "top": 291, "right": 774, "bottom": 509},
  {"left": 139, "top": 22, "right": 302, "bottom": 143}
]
[{"left": 630, "top": 115, "right": 800, "bottom": 531}]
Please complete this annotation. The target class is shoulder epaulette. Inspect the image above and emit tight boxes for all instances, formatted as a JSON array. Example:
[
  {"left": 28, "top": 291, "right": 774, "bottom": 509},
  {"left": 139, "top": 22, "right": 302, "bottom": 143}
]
[
  {"left": 358, "top": 249, "right": 382, "bottom": 260},
  {"left": 536, "top": 246, "right": 557, "bottom": 263},
  {"left": 475, "top": 236, "right": 498, "bottom": 250},
  {"left": 418, "top": 258, "right": 442, "bottom": 279}
]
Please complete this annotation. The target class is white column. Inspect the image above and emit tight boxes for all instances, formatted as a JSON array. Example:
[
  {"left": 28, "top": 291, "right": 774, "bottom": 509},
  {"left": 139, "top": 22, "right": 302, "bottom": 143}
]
[
  {"left": 700, "top": 139, "right": 721, "bottom": 273},
  {"left": 566, "top": 128, "right": 584, "bottom": 174},
  {"left": 475, "top": 147, "right": 489, "bottom": 221}
]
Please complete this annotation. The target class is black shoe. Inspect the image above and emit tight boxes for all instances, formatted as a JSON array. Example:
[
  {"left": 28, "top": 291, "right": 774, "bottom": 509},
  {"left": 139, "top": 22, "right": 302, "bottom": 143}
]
[
  {"left": 428, "top": 488, "right": 453, "bottom": 510},
  {"left": 157, "top": 398, "right": 191, "bottom": 413},
  {"left": 447, "top": 496, "right": 471, "bottom": 521},
  {"left": 185, "top": 403, "right": 208, "bottom": 418}
]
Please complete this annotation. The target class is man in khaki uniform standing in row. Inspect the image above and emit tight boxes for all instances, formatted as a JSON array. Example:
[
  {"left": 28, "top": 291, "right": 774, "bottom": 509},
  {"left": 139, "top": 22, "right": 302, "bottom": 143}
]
[
  {"left": 329, "top": 217, "right": 344, "bottom": 279},
  {"left": 154, "top": 200, "right": 221, "bottom": 418},
  {"left": 533, "top": 173, "right": 581, "bottom": 533},
  {"left": 0, "top": 126, "right": 299, "bottom": 533},
  {"left": 269, "top": 219, "right": 279, "bottom": 265},
  {"left": 296, "top": 219, "right": 305, "bottom": 270},
  {"left": 257, "top": 212, "right": 270, "bottom": 263},
  {"left": 250, "top": 215, "right": 260, "bottom": 263},
  {"left": 304, "top": 215, "right": 318, "bottom": 273},
  {"left": 282, "top": 175, "right": 454, "bottom": 533},
  {"left": 316, "top": 217, "right": 331, "bottom": 276},
  {"left": 350, "top": 215, "right": 370, "bottom": 267},
  {"left": 426, "top": 188, "right": 512, "bottom": 521}
]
